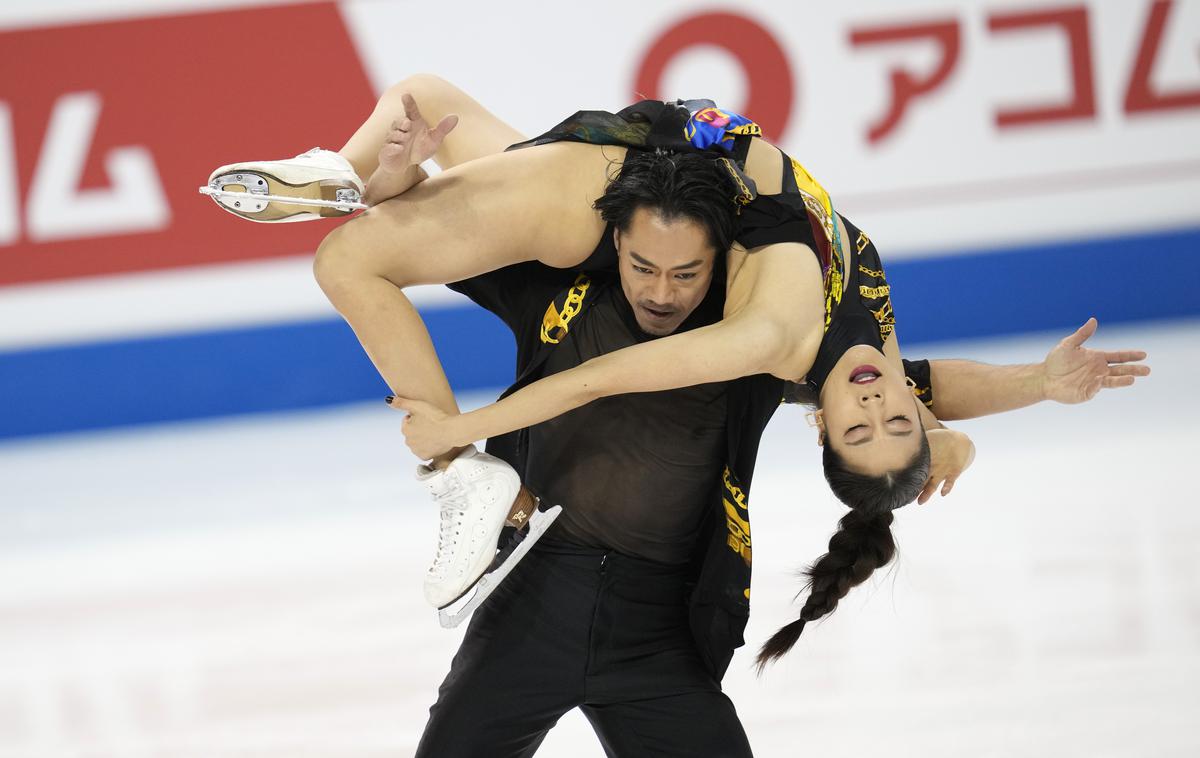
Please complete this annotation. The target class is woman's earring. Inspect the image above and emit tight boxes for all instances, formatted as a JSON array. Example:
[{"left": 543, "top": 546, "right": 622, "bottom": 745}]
[
  {"left": 906, "top": 376, "right": 918, "bottom": 391},
  {"left": 806, "top": 410, "right": 825, "bottom": 446}
]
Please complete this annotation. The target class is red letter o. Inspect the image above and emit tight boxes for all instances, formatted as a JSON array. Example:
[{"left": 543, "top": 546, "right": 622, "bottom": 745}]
[{"left": 634, "top": 12, "right": 795, "bottom": 141}]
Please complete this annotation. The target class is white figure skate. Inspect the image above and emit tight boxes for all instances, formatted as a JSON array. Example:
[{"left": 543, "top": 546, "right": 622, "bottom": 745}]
[
  {"left": 199, "top": 147, "right": 366, "bottom": 222},
  {"left": 416, "top": 445, "right": 563, "bottom": 628}
]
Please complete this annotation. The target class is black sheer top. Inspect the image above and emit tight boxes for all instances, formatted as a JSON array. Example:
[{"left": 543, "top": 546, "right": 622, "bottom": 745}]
[{"left": 516, "top": 274, "right": 729, "bottom": 564}]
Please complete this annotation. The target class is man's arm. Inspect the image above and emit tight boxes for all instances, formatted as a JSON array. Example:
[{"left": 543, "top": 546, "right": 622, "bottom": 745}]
[{"left": 923, "top": 318, "right": 1149, "bottom": 421}]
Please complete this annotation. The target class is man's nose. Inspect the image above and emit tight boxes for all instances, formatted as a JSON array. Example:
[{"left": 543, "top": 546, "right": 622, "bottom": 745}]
[{"left": 648, "top": 275, "right": 673, "bottom": 304}]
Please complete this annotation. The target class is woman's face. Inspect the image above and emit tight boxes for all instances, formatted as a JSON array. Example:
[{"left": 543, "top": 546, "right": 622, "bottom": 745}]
[{"left": 816, "top": 344, "right": 924, "bottom": 475}]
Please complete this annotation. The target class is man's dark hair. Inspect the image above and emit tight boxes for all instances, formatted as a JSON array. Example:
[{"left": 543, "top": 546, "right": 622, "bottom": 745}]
[
  {"left": 592, "top": 149, "right": 741, "bottom": 255},
  {"left": 755, "top": 430, "right": 930, "bottom": 671}
]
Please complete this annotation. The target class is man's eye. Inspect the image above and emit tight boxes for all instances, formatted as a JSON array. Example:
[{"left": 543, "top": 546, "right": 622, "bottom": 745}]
[
  {"left": 887, "top": 415, "right": 910, "bottom": 423},
  {"left": 675, "top": 273, "right": 697, "bottom": 281},
  {"left": 633, "top": 265, "right": 653, "bottom": 274}
]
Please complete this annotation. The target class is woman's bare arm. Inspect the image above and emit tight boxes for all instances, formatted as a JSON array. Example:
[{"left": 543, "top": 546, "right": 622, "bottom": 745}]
[
  {"left": 397, "top": 307, "right": 791, "bottom": 459},
  {"left": 924, "top": 318, "right": 1149, "bottom": 420}
]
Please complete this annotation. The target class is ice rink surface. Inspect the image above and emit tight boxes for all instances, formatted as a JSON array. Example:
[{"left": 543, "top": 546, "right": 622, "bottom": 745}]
[{"left": 1, "top": 319, "right": 1197, "bottom": 758}]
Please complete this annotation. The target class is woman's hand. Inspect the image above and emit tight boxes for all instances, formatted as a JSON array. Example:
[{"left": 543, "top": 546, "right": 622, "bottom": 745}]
[
  {"left": 377, "top": 92, "right": 459, "bottom": 173},
  {"left": 1041, "top": 317, "right": 1149, "bottom": 404},
  {"left": 918, "top": 428, "right": 975, "bottom": 505},
  {"left": 388, "top": 396, "right": 465, "bottom": 461}
]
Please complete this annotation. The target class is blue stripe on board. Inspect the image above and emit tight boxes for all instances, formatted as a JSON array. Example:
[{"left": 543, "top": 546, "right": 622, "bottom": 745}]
[
  {"left": 0, "top": 308, "right": 517, "bottom": 440},
  {"left": 1, "top": 224, "right": 1196, "bottom": 440},
  {"left": 886, "top": 225, "right": 1196, "bottom": 342}
]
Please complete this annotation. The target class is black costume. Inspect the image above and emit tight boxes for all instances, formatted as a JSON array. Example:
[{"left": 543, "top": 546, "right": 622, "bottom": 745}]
[
  {"left": 415, "top": 100, "right": 936, "bottom": 757},
  {"left": 418, "top": 263, "right": 755, "bottom": 757}
]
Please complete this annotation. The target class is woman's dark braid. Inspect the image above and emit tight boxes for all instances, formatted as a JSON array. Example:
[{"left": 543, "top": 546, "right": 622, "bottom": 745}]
[{"left": 755, "top": 510, "right": 896, "bottom": 672}]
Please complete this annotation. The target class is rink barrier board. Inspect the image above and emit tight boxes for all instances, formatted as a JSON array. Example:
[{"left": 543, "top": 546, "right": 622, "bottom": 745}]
[{"left": 1, "top": 224, "right": 1195, "bottom": 441}]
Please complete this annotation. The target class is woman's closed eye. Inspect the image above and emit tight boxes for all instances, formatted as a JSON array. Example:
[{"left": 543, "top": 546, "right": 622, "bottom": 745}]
[
  {"left": 845, "top": 423, "right": 869, "bottom": 443},
  {"left": 846, "top": 416, "right": 911, "bottom": 444}
]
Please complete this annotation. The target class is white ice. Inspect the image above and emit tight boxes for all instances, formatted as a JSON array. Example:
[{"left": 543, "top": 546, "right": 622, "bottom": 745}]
[{"left": 0, "top": 320, "right": 1197, "bottom": 758}]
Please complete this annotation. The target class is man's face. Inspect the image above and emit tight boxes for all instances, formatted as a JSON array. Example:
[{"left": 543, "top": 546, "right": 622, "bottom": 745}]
[{"left": 615, "top": 207, "right": 717, "bottom": 337}]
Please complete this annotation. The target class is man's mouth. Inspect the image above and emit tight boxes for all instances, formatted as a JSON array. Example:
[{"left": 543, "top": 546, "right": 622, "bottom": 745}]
[
  {"left": 849, "top": 365, "right": 881, "bottom": 384},
  {"left": 640, "top": 304, "right": 675, "bottom": 321}
]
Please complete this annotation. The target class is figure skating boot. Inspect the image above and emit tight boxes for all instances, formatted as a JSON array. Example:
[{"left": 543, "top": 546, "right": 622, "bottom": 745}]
[
  {"left": 199, "top": 147, "right": 366, "bottom": 222},
  {"left": 416, "top": 445, "right": 562, "bottom": 628}
]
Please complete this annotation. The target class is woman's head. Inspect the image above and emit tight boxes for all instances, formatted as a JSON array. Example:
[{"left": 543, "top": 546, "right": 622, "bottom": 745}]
[
  {"left": 757, "top": 349, "right": 931, "bottom": 671},
  {"left": 814, "top": 344, "right": 925, "bottom": 477},
  {"left": 822, "top": 424, "right": 930, "bottom": 514}
]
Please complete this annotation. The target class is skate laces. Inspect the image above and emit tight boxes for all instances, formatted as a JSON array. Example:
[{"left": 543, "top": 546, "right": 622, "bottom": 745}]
[{"left": 429, "top": 473, "right": 470, "bottom": 578}]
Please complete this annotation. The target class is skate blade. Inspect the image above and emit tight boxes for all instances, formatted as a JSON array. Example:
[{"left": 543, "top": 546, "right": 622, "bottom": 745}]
[
  {"left": 198, "top": 171, "right": 365, "bottom": 222},
  {"left": 437, "top": 504, "right": 563, "bottom": 629}
]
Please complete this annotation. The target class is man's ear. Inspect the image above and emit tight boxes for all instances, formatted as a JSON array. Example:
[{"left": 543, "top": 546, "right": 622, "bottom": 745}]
[{"left": 613, "top": 226, "right": 620, "bottom": 252}]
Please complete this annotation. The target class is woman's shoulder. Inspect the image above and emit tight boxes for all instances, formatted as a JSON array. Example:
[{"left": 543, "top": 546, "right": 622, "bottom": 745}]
[{"left": 743, "top": 138, "right": 785, "bottom": 195}]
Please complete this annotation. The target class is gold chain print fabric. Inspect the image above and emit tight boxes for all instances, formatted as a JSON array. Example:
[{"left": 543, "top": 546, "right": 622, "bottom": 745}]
[
  {"left": 540, "top": 274, "right": 591, "bottom": 344},
  {"left": 722, "top": 466, "right": 753, "bottom": 596},
  {"left": 854, "top": 231, "right": 895, "bottom": 340}
]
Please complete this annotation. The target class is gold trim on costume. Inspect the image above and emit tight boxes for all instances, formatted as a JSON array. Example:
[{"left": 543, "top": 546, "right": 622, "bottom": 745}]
[
  {"left": 722, "top": 467, "right": 752, "bottom": 567},
  {"left": 540, "top": 274, "right": 591, "bottom": 344}
]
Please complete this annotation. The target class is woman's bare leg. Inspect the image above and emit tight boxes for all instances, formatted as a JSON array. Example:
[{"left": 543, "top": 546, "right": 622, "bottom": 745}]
[{"left": 314, "top": 141, "right": 624, "bottom": 465}]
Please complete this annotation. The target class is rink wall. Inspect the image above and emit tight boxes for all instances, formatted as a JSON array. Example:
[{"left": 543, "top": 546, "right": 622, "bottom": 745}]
[{"left": 1, "top": 0, "right": 1198, "bottom": 439}]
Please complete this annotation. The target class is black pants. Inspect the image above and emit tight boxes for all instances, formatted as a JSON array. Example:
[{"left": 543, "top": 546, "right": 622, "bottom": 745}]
[{"left": 416, "top": 538, "right": 754, "bottom": 757}]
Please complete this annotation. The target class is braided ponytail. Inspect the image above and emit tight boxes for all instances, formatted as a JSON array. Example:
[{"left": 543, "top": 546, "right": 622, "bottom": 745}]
[
  {"left": 755, "top": 434, "right": 929, "bottom": 672},
  {"left": 756, "top": 510, "right": 896, "bottom": 671}
]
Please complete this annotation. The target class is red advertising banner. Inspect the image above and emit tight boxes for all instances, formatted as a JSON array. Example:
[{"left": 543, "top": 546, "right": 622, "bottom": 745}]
[{"left": 0, "top": 2, "right": 376, "bottom": 286}]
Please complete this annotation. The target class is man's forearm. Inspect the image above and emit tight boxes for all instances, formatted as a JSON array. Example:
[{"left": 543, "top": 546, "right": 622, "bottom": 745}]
[{"left": 928, "top": 359, "right": 1046, "bottom": 421}]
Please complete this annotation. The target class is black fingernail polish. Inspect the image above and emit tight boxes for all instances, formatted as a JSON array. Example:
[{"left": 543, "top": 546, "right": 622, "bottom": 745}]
[{"left": 385, "top": 395, "right": 394, "bottom": 404}]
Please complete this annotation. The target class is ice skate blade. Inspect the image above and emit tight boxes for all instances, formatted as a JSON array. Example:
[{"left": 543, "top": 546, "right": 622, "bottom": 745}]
[
  {"left": 199, "top": 185, "right": 367, "bottom": 211},
  {"left": 437, "top": 505, "right": 562, "bottom": 629},
  {"left": 199, "top": 171, "right": 365, "bottom": 223}
]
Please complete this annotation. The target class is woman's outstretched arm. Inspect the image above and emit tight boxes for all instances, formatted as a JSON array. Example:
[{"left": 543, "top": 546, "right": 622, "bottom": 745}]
[{"left": 924, "top": 318, "right": 1149, "bottom": 420}]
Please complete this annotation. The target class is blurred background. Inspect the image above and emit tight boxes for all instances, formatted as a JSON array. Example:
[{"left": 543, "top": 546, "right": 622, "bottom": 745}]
[{"left": 1, "top": 0, "right": 1197, "bottom": 755}]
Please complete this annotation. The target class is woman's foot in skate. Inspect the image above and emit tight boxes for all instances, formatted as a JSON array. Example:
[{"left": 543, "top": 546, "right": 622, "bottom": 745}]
[
  {"left": 415, "top": 444, "right": 523, "bottom": 609},
  {"left": 201, "top": 147, "right": 366, "bottom": 222}
]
